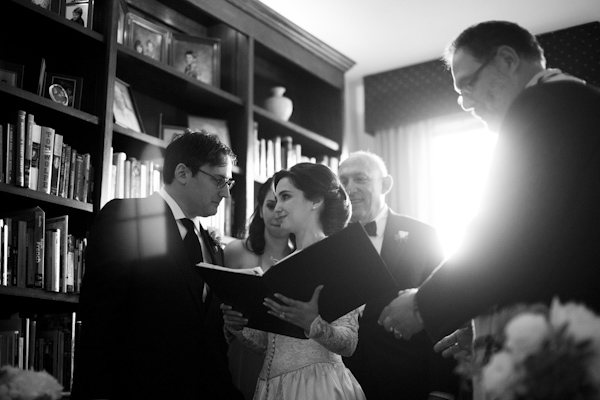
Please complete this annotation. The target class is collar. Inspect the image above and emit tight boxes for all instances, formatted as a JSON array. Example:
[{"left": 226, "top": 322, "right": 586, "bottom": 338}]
[
  {"left": 159, "top": 188, "right": 202, "bottom": 230},
  {"left": 371, "top": 205, "right": 389, "bottom": 237},
  {"left": 526, "top": 68, "right": 586, "bottom": 88}
]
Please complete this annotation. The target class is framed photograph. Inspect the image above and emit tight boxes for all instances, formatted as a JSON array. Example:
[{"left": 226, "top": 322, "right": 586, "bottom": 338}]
[
  {"left": 188, "top": 115, "right": 229, "bottom": 147},
  {"left": 44, "top": 72, "right": 83, "bottom": 109},
  {"left": 62, "top": 0, "right": 94, "bottom": 29},
  {"left": 170, "top": 34, "right": 220, "bottom": 87},
  {"left": 161, "top": 125, "right": 186, "bottom": 143},
  {"left": 116, "top": 0, "right": 128, "bottom": 44},
  {"left": 113, "top": 78, "right": 144, "bottom": 133},
  {"left": 30, "top": 0, "right": 61, "bottom": 13},
  {"left": 125, "top": 12, "right": 170, "bottom": 63},
  {"left": 0, "top": 60, "right": 24, "bottom": 88}
]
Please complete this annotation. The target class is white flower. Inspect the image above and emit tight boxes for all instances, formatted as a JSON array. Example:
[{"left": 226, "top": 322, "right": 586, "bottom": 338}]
[
  {"left": 207, "top": 227, "right": 223, "bottom": 248},
  {"left": 0, "top": 366, "right": 63, "bottom": 400},
  {"left": 395, "top": 231, "right": 409, "bottom": 243},
  {"left": 550, "top": 297, "right": 600, "bottom": 344},
  {"left": 482, "top": 351, "right": 521, "bottom": 399},
  {"left": 504, "top": 313, "right": 550, "bottom": 361}
]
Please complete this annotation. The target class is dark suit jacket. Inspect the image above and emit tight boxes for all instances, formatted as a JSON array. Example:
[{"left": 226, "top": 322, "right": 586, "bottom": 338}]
[
  {"left": 344, "top": 211, "right": 459, "bottom": 400},
  {"left": 417, "top": 81, "right": 600, "bottom": 341},
  {"left": 71, "top": 193, "right": 242, "bottom": 400}
]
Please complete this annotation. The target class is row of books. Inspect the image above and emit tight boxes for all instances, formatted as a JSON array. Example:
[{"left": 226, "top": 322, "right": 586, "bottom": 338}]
[
  {"left": 0, "top": 110, "right": 94, "bottom": 203},
  {"left": 108, "top": 149, "right": 163, "bottom": 201},
  {"left": 252, "top": 127, "right": 339, "bottom": 181},
  {"left": 0, "top": 207, "right": 87, "bottom": 294},
  {"left": 0, "top": 312, "right": 77, "bottom": 390}
]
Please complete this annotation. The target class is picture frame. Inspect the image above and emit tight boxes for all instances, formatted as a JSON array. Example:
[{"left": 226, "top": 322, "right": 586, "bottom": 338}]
[
  {"left": 62, "top": 0, "right": 94, "bottom": 29},
  {"left": 44, "top": 72, "right": 83, "bottom": 109},
  {"left": 187, "top": 115, "right": 229, "bottom": 147},
  {"left": 113, "top": 78, "right": 144, "bottom": 133},
  {"left": 125, "top": 12, "right": 170, "bottom": 63},
  {"left": 30, "top": 0, "right": 61, "bottom": 13},
  {"left": 161, "top": 125, "right": 186, "bottom": 143},
  {"left": 116, "top": 0, "right": 128, "bottom": 45},
  {"left": 0, "top": 60, "right": 25, "bottom": 88},
  {"left": 170, "top": 34, "right": 220, "bottom": 87}
]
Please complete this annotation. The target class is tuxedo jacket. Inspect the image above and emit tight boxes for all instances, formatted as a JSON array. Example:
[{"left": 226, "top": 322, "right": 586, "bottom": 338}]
[
  {"left": 344, "top": 211, "right": 459, "bottom": 400},
  {"left": 418, "top": 81, "right": 600, "bottom": 341},
  {"left": 71, "top": 193, "right": 242, "bottom": 400}
]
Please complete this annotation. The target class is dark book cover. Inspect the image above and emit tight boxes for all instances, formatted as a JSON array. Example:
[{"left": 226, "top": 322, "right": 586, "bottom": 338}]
[{"left": 198, "top": 223, "right": 398, "bottom": 338}]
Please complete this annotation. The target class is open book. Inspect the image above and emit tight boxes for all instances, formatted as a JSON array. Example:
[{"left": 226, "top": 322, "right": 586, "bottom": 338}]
[{"left": 198, "top": 222, "right": 398, "bottom": 338}]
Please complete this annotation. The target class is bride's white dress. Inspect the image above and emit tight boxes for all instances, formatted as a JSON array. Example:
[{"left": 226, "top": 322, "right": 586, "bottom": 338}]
[{"left": 231, "top": 310, "right": 366, "bottom": 400}]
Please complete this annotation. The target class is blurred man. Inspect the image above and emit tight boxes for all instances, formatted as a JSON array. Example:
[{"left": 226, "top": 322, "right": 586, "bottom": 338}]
[{"left": 339, "top": 150, "right": 459, "bottom": 400}]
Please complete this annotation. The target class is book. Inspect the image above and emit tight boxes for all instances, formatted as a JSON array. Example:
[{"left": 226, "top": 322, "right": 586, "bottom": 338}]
[
  {"left": 59, "top": 144, "right": 71, "bottom": 198},
  {"left": 24, "top": 112, "right": 35, "bottom": 188},
  {"left": 80, "top": 153, "right": 91, "bottom": 203},
  {"left": 197, "top": 223, "right": 398, "bottom": 338},
  {"left": 15, "top": 110, "right": 26, "bottom": 187},
  {"left": 50, "top": 133, "right": 63, "bottom": 196},
  {"left": 1, "top": 207, "right": 45, "bottom": 288},
  {"left": 73, "top": 153, "right": 84, "bottom": 201},
  {"left": 112, "top": 152, "right": 126, "bottom": 199},
  {"left": 28, "top": 123, "right": 42, "bottom": 191},
  {"left": 68, "top": 148, "right": 77, "bottom": 199},
  {"left": 46, "top": 215, "right": 68, "bottom": 293},
  {"left": 44, "top": 228, "right": 61, "bottom": 292},
  {"left": 5, "top": 123, "right": 14, "bottom": 185},
  {"left": 38, "top": 126, "right": 55, "bottom": 194}
]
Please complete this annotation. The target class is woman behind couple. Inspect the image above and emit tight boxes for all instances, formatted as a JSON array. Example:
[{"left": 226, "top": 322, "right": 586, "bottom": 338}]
[{"left": 222, "top": 163, "right": 366, "bottom": 400}]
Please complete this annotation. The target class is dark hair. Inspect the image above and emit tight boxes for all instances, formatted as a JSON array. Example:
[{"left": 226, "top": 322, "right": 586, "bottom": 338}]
[
  {"left": 443, "top": 21, "right": 545, "bottom": 68},
  {"left": 245, "top": 178, "right": 273, "bottom": 254},
  {"left": 273, "top": 163, "right": 351, "bottom": 236},
  {"left": 162, "top": 129, "right": 236, "bottom": 184}
]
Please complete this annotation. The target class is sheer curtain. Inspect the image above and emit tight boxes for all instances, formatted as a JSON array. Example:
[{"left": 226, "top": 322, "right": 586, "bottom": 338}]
[{"left": 373, "top": 114, "right": 496, "bottom": 256}]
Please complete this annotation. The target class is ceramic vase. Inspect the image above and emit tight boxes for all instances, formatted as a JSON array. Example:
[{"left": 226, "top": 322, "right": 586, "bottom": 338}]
[{"left": 264, "top": 86, "right": 293, "bottom": 121}]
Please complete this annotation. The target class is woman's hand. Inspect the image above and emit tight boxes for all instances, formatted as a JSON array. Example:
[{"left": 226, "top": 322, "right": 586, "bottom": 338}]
[
  {"left": 263, "top": 285, "right": 323, "bottom": 332},
  {"left": 221, "top": 303, "right": 248, "bottom": 331}
]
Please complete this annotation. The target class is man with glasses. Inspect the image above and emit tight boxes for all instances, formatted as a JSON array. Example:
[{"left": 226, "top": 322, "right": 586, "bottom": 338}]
[
  {"left": 378, "top": 20, "right": 600, "bottom": 358},
  {"left": 72, "top": 130, "right": 243, "bottom": 400}
]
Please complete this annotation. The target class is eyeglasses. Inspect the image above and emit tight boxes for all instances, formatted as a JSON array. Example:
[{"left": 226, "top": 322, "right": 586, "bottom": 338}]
[
  {"left": 457, "top": 55, "right": 495, "bottom": 98},
  {"left": 197, "top": 169, "right": 235, "bottom": 190}
]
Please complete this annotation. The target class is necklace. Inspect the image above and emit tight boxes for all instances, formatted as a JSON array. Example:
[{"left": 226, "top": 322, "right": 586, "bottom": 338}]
[{"left": 268, "top": 255, "right": 279, "bottom": 264}]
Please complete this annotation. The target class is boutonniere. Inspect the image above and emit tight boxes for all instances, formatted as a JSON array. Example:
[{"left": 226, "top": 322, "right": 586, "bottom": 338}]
[
  {"left": 395, "top": 230, "right": 409, "bottom": 244},
  {"left": 207, "top": 227, "right": 223, "bottom": 249}
]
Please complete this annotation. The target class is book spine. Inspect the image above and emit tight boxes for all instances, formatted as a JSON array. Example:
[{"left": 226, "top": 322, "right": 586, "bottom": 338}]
[
  {"left": 73, "top": 154, "right": 84, "bottom": 202},
  {"left": 24, "top": 113, "right": 35, "bottom": 188},
  {"left": 1, "top": 220, "right": 7, "bottom": 286},
  {"left": 16, "top": 220, "right": 27, "bottom": 288},
  {"left": 0, "top": 124, "right": 4, "bottom": 183},
  {"left": 38, "top": 127, "right": 55, "bottom": 194},
  {"left": 58, "top": 143, "right": 68, "bottom": 198},
  {"left": 68, "top": 148, "right": 77, "bottom": 199},
  {"left": 81, "top": 153, "right": 91, "bottom": 203},
  {"left": 15, "top": 111, "right": 26, "bottom": 187},
  {"left": 50, "top": 133, "right": 63, "bottom": 196},
  {"left": 28, "top": 123, "right": 41, "bottom": 191},
  {"left": 45, "top": 228, "right": 60, "bottom": 292},
  {"left": 5, "top": 123, "right": 14, "bottom": 185}
]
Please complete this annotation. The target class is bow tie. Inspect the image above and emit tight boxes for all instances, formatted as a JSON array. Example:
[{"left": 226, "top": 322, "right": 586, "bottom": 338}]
[{"left": 364, "top": 221, "right": 377, "bottom": 237}]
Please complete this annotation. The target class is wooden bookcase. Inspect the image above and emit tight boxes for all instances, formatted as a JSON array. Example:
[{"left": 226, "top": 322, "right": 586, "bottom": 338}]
[{"left": 0, "top": 0, "right": 353, "bottom": 389}]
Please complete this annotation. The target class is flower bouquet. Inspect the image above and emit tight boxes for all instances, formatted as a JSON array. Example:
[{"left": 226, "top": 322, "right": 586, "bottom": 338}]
[
  {"left": 458, "top": 297, "right": 600, "bottom": 400},
  {"left": 0, "top": 366, "right": 62, "bottom": 400}
]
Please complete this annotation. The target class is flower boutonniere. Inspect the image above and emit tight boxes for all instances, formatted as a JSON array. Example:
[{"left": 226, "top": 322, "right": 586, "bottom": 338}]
[
  {"left": 207, "top": 227, "right": 223, "bottom": 249},
  {"left": 395, "top": 230, "right": 409, "bottom": 244}
]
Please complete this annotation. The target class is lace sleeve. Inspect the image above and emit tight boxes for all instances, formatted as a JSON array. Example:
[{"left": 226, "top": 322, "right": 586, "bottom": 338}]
[
  {"left": 306, "top": 308, "right": 360, "bottom": 357},
  {"left": 226, "top": 326, "right": 269, "bottom": 355}
]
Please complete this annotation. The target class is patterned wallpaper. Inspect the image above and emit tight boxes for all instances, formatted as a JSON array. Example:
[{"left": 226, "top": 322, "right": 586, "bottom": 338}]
[{"left": 364, "top": 21, "right": 600, "bottom": 134}]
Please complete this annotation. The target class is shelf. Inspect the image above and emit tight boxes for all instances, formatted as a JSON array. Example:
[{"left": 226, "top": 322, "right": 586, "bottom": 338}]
[
  {"left": 0, "top": 286, "right": 79, "bottom": 304},
  {"left": 114, "top": 124, "right": 168, "bottom": 148},
  {"left": 117, "top": 45, "right": 244, "bottom": 114},
  {"left": 0, "top": 85, "right": 100, "bottom": 126},
  {"left": 0, "top": 183, "right": 94, "bottom": 213},
  {"left": 253, "top": 106, "right": 339, "bottom": 153}
]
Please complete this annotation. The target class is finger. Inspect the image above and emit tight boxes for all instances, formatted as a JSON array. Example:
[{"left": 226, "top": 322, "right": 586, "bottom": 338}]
[
  {"left": 220, "top": 303, "right": 232, "bottom": 311},
  {"left": 378, "top": 306, "right": 390, "bottom": 326},
  {"left": 381, "top": 316, "right": 395, "bottom": 332},
  {"left": 310, "top": 285, "right": 324, "bottom": 303}
]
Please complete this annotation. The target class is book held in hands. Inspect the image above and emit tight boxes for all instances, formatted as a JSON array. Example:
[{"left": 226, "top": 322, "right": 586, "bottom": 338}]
[{"left": 197, "top": 223, "right": 398, "bottom": 338}]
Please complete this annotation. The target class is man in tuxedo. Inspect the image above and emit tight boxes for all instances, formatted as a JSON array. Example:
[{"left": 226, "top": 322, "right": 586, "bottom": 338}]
[
  {"left": 339, "top": 150, "right": 459, "bottom": 400},
  {"left": 71, "top": 131, "right": 244, "bottom": 399},
  {"left": 379, "top": 21, "right": 600, "bottom": 348}
]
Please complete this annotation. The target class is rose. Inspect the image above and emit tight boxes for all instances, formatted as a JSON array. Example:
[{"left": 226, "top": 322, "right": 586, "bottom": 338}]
[
  {"left": 207, "top": 227, "right": 223, "bottom": 249},
  {"left": 504, "top": 313, "right": 550, "bottom": 361},
  {"left": 0, "top": 365, "right": 63, "bottom": 400},
  {"left": 482, "top": 351, "right": 522, "bottom": 399},
  {"left": 550, "top": 298, "right": 600, "bottom": 344},
  {"left": 395, "top": 231, "right": 409, "bottom": 243}
]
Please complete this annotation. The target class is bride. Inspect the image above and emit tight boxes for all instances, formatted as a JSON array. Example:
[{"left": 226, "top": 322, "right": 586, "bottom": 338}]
[{"left": 221, "top": 163, "right": 366, "bottom": 400}]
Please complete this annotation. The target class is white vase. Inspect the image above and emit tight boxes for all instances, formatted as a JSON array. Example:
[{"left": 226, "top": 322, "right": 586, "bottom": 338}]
[{"left": 264, "top": 86, "right": 293, "bottom": 121}]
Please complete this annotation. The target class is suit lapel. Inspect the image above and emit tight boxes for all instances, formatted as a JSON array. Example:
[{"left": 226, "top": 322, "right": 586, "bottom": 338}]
[{"left": 380, "top": 212, "right": 412, "bottom": 289}]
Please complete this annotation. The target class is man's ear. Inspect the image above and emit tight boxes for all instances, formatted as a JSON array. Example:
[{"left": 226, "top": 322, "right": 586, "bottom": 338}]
[
  {"left": 174, "top": 163, "right": 189, "bottom": 184},
  {"left": 496, "top": 45, "right": 520, "bottom": 73},
  {"left": 382, "top": 175, "right": 393, "bottom": 196}
]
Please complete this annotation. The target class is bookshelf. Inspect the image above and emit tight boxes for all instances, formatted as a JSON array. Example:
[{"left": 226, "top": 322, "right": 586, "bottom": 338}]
[{"left": 0, "top": 0, "right": 353, "bottom": 390}]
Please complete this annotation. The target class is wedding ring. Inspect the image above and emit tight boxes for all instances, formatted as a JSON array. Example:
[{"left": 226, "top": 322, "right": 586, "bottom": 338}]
[{"left": 280, "top": 312, "right": 285, "bottom": 319}]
